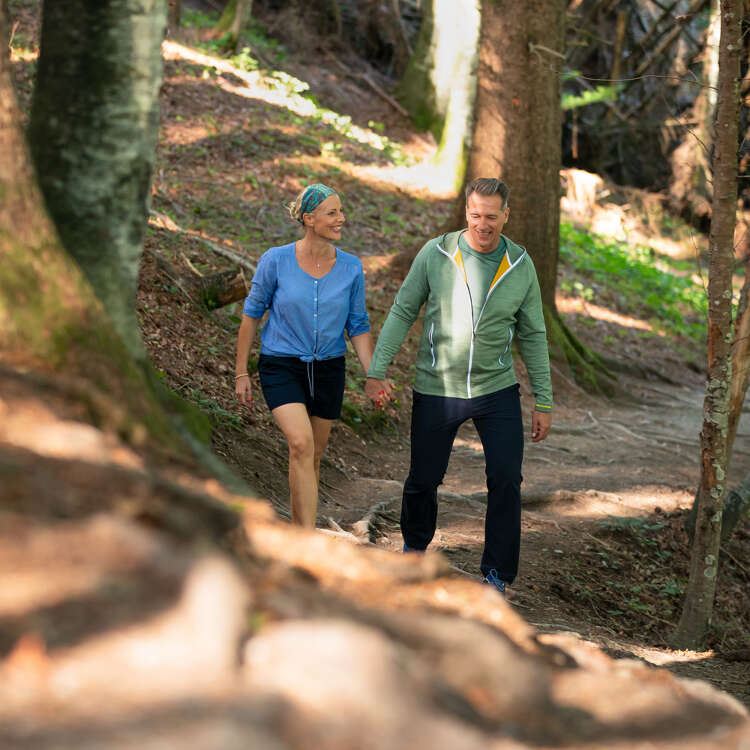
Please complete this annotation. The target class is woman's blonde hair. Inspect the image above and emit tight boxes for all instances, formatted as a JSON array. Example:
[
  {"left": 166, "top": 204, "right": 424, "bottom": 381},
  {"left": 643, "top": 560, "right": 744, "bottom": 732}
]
[{"left": 287, "top": 188, "right": 307, "bottom": 223}]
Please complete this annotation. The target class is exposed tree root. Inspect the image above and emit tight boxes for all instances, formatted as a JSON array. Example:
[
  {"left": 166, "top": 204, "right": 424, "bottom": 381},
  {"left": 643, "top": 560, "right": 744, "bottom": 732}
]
[{"left": 544, "top": 306, "right": 617, "bottom": 396}]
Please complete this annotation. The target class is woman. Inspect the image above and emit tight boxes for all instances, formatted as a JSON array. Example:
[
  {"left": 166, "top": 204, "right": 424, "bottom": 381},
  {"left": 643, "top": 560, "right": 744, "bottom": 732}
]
[{"left": 235, "top": 184, "right": 390, "bottom": 527}]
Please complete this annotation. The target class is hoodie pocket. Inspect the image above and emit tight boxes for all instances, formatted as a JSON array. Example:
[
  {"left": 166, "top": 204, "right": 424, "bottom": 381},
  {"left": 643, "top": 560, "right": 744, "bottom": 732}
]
[
  {"left": 428, "top": 321, "right": 436, "bottom": 368},
  {"left": 498, "top": 326, "right": 513, "bottom": 367}
]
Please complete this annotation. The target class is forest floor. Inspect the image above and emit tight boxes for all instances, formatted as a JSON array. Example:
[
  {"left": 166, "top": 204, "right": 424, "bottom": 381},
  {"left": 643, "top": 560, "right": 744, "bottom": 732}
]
[{"left": 8, "top": 0, "right": 750, "bottom": 713}]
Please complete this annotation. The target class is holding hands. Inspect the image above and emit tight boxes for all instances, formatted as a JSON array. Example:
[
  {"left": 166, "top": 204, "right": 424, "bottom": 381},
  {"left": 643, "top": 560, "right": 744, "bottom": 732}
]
[{"left": 365, "top": 377, "right": 394, "bottom": 410}]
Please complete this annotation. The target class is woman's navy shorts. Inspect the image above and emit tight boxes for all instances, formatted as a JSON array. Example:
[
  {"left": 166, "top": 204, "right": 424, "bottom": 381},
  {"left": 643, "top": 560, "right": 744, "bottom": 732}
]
[{"left": 258, "top": 354, "right": 346, "bottom": 420}]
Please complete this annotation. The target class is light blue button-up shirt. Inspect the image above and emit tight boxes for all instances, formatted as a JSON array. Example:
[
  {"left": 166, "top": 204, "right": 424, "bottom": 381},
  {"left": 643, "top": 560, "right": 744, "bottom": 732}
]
[{"left": 243, "top": 243, "right": 370, "bottom": 361}]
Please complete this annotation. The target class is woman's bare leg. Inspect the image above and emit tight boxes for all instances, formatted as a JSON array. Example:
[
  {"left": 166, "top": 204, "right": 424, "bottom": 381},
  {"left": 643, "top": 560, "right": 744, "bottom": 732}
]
[
  {"left": 310, "top": 416, "right": 334, "bottom": 490},
  {"left": 271, "top": 403, "right": 317, "bottom": 527}
]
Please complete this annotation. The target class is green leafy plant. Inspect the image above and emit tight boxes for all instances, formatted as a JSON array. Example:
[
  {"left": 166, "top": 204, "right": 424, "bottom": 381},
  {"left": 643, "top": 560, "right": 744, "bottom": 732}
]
[{"left": 560, "top": 222, "right": 709, "bottom": 342}]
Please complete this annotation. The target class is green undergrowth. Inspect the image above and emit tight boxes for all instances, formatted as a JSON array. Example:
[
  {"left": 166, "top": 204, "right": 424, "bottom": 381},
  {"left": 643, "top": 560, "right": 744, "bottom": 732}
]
[
  {"left": 559, "top": 221, "right": 708, "bottom": 343},
  {"left": 179, "top": 9, "right": 412, "bottom": 166}
]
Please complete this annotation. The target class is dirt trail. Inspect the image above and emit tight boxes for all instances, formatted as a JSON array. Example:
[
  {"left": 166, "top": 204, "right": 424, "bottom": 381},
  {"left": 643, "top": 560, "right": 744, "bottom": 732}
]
[{"left": 323, "top": 374, "right": 750, "bottom": 706}]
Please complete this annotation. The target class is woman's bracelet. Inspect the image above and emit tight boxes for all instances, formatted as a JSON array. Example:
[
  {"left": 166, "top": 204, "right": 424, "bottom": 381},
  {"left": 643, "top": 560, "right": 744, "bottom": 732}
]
[{"left": 235, "top": 373, "right": 249, "bottom": 380}]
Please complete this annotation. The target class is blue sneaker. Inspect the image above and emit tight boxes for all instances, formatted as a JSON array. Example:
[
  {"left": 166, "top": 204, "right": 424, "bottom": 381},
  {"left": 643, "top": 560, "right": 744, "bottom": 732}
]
[
  {"left": 483, "top": 568, "right": 506, "bottom": 596},
  {"left": 403, "top": 543, "right": 423, "bottom": 553}
]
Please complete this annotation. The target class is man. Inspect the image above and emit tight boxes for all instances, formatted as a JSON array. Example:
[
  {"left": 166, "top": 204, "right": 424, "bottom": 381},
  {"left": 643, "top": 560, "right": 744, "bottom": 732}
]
[{"left": 365, "top": 178, "right": 552, "bottom": 595}]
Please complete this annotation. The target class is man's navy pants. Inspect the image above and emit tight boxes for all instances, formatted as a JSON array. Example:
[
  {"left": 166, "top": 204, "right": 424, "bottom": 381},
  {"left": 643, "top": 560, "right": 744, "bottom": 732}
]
[{"left": 401, "top": 384, "right": 524, "bottom": 583}]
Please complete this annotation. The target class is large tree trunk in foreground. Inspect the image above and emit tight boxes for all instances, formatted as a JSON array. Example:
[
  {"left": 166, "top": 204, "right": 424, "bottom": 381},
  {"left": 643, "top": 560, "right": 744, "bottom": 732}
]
[
  {"left": 28, "top": 0, "right": 166, "bottom": 362},
  {"left": 397, "top": 0, "right": 481, "bottom": 191},
  {"left": 0, "top": 11, "right": 173, "bottom": 448},
  {"left": 7, "top": 2, "right": 248, "bottom": 494},
  {"left": 673, "top": 0, "right": 742, "bottom": 651}
]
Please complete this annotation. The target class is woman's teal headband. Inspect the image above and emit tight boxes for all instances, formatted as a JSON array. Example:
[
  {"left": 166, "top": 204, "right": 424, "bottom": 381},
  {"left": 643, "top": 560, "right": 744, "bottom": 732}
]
[{"left": 299, "top": 183, "right": 337, "bottom": 223}]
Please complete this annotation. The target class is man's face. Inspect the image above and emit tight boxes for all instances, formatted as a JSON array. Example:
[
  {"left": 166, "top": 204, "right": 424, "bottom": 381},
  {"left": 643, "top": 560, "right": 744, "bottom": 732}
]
[{"left": 465, "top": 192, "right": 509, "bottom": 252}]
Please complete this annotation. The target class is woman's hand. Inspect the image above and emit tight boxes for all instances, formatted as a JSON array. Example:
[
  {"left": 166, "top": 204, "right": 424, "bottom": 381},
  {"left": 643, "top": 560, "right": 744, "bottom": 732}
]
[
  {"left": 365, "top": 377, "right": 393, "bottom": 409},
  {"left": 235, "top": 374, "right": 253, "bottom": 405}
]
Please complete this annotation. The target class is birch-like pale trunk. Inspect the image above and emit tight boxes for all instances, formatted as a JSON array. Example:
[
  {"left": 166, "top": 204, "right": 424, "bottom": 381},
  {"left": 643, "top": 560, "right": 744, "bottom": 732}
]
[
  {"left": 673, "top": 0, "right": 742, "bottom": 650},
  {"left": 28, "top": 0, "right": 166, "bottom": 361},
  {"left": 396, "top": 0, "right": 481, "bottom": 191}
]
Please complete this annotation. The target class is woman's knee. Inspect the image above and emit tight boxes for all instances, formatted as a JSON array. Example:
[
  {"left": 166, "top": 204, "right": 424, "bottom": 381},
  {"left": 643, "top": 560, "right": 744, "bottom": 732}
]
[{"left": 287, "top": 433, "right": 314, "bottom": 461}]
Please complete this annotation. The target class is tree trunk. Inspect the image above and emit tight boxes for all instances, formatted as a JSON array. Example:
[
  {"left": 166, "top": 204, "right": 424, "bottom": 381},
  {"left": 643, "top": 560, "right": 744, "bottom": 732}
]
[
  {"left": 167, "top": 0, "right": 182, "bottom": 33},
  {"left": 27, "top": 0, "right": 166, "bottom": 362},
  {"left": 444, "top": 0, "right": 614, "bottom": 393},
  {"left": 396, "top": 0, "right": 481, "bottom": 191},
  {"left": 0, "top": 8, "right": 172, "bottom": 446},
  {"left": 1, "top": 0, "right": 9, "bottom": 45},
  {"left": 721, "top": 472, "right": 750, "bottom": 543},
  {"left": 462, "top": 0, "right": 565, "bottom": 311},
  {"left": 672, "top": 0, "right": 742, "bottom": 650},
  {"left": 213, "top": 0, "right": 252, "bottom": 49},
  {"left": 726, "top": 248, "right": 750, "bottom": 472},
  {"left": 667, "top": 0, "right": 720, "bottom": 226}
]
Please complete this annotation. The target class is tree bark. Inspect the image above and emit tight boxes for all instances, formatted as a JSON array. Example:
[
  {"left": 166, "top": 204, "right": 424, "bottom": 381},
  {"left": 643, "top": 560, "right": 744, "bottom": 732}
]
[
  {"left": 0, "top": 7, "right": 172, "bottom": 445},
  {"left": 1, "top": 0, "right": 9, "bottom": 45},
  {"left": 167, "top": 0, "right": 182, "bottom": 33},
  {"left": 673, "top": 0, "right": 742, "bottom": 650},
  {"left": 667, "top": 0, "right": 720, "bottom": 226},
  {"left": 448, "top": 0, "right": 566, "bottom": 311},
  {"left": 721, "top": 471, "right": 750, "bottom": 543},
  {"left": 213, "top": 0, "right": 252, "bottom": 49},
  {"left": 727, "top": 249, "right": 750, "bottom": 471},
  {"left": 393, "top": 0, "right": 616, "bottom": 393},
  {"left": 28, "top": 0, "right": 166, "bottom": 362},
  {"left": 396, "top": 0, "right": 481, "bottom": 190}
]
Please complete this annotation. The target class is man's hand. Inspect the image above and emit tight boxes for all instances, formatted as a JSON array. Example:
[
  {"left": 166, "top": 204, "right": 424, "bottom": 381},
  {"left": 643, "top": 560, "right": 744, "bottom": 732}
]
[
  {"left": 365, "top": 377, "right": 393, "bottom": 410},
  {"left": 531, "top": 410, "right": 551, "bottom": 442}
]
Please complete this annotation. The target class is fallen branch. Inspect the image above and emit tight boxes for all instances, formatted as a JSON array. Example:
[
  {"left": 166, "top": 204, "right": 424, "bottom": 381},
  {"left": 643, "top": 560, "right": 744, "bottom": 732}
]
[
  {"left": 149, "top": 210, "right": 256, "bottom": 275},
  {"left": 720, "top": 546, "right": 750, "bottom": 578},
  {"left": 327, "top": 54, "right": 409, "bottom": 117}
]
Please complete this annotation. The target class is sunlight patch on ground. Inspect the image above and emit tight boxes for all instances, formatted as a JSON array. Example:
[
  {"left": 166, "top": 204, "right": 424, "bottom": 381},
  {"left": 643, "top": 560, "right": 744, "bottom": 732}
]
[
  {"left": 542, "top": 487, "right": 694, "bottom": 519},
  {"left": 334, "top": 161, "right": 458, "bottom": 199},
  {"left": 162, "top": 41, "right": 453, "bottom": 199},
  {"left": 556, "top": 295, "right": 656, "bottom": 332},
  {"left": 163, "top": 41, "right": 394, "bottom": 151},
  {"left": 454, "top": 437, "right": 483, "bottom": 452},
  {"left": 629, "top": 645, "right": 716, "bottom": 666}
]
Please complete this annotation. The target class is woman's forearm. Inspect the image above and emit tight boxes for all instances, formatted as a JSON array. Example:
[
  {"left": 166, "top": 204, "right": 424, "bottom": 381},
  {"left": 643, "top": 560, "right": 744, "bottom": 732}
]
[
  {"left": 236, "top": 315, "right": 260, "bottom": 375},
  {"left": 350, "top": 331, "right": 374, "bottom": 374}
]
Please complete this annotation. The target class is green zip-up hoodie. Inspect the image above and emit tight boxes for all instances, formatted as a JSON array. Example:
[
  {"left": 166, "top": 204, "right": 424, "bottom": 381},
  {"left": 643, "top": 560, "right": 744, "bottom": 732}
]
[{"left": 368, "top": 230, "right": 553, "bottom": 409}]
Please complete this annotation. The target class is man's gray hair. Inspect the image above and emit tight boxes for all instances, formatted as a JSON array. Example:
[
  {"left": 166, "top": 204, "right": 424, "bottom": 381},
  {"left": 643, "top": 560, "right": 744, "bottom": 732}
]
[{"left": 465, "top": 178, "right": 510, "bottom": 209}]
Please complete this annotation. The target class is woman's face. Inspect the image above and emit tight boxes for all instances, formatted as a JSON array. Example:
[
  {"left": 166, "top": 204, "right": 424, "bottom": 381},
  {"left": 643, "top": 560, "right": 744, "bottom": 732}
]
[{"left": 304, "top": 194, "right": 345, "bottom": 241}]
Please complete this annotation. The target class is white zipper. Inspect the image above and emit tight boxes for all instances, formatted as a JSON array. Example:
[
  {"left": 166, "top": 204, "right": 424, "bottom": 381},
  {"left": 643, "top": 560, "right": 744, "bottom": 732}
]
[
  {"left": 498, "top": 326, "right": 514, "bottom": 366},
  {"left": 428, "top": 322, "right": 436, "bottom": 367},
  {"left": 438, "top": 237, "right": 526, "bottom": 399}
]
